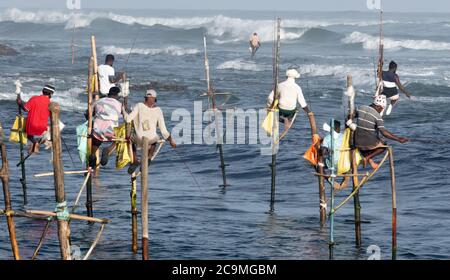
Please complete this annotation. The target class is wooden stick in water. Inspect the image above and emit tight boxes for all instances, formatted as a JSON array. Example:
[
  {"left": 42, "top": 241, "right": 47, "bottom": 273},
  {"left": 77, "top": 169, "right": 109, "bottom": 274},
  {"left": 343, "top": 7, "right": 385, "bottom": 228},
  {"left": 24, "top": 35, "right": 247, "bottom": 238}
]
[
  {"left": 388, "top": 147, "right": 397, "bottom": 260},
  {"left": 131, "top": 173, "right": 138, "bottom": 254},
  {"left": 0, "top": 143, "right": 21, "bottom": 260},
  {"left": 83, "top": 223, "right": 106, "bottom": 260},
  {"left": 34, "top": 170, "right": 88, "bottom": 178},
  {"left": 347, "top": 75, "right": 362, "bottom": 247},
  {"left": 86, "top": 57, "right": 94, "bottom": 218},
  {"left": 141, "top": 137, "right": 149, "bottom": 260},
  {"left": 49, "top": 102, "right": 72, "bottom": 260}
]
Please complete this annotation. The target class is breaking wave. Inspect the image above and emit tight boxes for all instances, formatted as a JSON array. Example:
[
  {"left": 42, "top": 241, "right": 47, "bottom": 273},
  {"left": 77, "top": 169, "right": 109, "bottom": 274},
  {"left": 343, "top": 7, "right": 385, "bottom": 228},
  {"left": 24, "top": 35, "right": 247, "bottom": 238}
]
[
  {"left": 217, "top": 60, "right": 269, "bottom": 72},
  {"left": 342, "top": 32, "right": 450, "bottom": 51},
  {"left": 0, "top": 87, "right": 86, "bottom": 111},
  {"left": 101, "top": 45, "right": 200, "bottom": 56},
  {"left": 0, "top": 8, "right": 397, "bottom": 43}
]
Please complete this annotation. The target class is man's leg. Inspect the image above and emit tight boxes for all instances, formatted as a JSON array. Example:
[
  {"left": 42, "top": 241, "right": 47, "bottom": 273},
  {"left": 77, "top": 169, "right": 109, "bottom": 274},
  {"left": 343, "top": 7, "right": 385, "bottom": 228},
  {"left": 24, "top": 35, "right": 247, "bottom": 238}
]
[
  {"left": 89, "top": 138, "right": 101, "bottom": 168},
  {"left": 101, "top": 142, "right": 116, "bottom": 166},
  {"left": 363, "top": 147, "right": 386, "bottom": 169},
  {"left": 148, "top": 144, "right": 157, "bottom": 161}
]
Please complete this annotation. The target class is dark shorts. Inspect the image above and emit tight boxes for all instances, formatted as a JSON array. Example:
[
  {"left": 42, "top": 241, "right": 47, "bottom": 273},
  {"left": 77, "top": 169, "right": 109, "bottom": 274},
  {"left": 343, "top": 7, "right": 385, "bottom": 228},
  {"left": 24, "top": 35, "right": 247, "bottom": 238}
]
[
  {"left": 92, "top": 137, "right": 103, "bottom": 147},
  {"left": 279, "top": 108, "right": 297, "bottom": 120}
]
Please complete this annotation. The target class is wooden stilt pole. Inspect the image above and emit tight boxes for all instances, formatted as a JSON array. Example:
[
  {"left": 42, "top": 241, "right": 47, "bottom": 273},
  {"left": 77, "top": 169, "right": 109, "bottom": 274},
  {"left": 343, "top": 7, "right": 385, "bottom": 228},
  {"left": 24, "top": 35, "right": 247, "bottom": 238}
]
[
  {"left": 91, "top": 36, "right": 101, "bottom": 177},
  {"left": 388, "top": 147, "right": 397, "bottom": 260},
  {"left": 328, "top": 119, "right": 336, "bottom": 260},
  {"left": 270, "top": 18, "right": 281, "bottom": 213},
  {"left": 317, "top": 161, "right": 327, "bottom": 227},
  {"left": 131, "top": 173, "right": 138, "bottom": 254},
  {"left": 141, "top": 137, "right": 150, "bottom": 260},
  {"left": 49, "top": 103, "right": 71, "bottom": 260},
  {"left": 86, "top": 57, "right": 94, "bottom": 218},
  {"left": 15, "top": 81, "right": 28, "bottom": 205},
  {"left": 347, "top": 75, "right": 362, "bottom": 247},
  {"left": 0, "top": 143, "right": 21, "bottom": 260}
]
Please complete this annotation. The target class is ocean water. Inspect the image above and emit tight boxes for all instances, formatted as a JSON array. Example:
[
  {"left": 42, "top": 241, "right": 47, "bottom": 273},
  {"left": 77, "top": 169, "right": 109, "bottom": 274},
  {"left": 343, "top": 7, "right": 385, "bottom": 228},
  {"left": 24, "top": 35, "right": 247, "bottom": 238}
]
[{"left": 0, "top": 8, "right": 450, "bottom": 260}]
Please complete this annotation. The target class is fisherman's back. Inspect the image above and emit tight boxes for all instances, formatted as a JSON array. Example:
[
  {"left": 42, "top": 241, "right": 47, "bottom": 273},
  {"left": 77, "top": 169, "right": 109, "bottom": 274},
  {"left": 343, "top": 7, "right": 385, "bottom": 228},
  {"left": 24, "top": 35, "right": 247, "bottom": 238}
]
[
  {"left": 382, "top": 70, "right": 399, "bottom": 97},
  {"left": 98, "top": 64, "right": 115, "bottom": 95},
  {"left": 354, "top": 105, "right": 384, "bottom": 150},
  {"left": 277, "top": 79, "right": 307, "bottom": 111},
  {"left": 125, "top": 103, "right": 171, "bottom": 146},
  {"left": 24, "top": 95, "right": 50, "bottom": 136}
]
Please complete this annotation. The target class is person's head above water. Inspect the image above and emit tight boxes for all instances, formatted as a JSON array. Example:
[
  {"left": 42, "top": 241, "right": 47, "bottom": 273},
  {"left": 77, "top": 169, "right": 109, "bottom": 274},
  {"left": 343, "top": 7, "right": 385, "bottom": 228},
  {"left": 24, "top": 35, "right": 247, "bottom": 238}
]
[
  {"left": 372, "top": 95, "right": 387, "bottom": 113},
  {"left": 105, "top": 54, "right": 115, "bottom": 66},
  {"left": 108, "top": 86, "right": 121, "bottom": 99},
  {"left": 42, "top": 85, "right": 55, "bottom": 98},
  {"left": 389, "top": 60, "right": 397, "bottom": 72},
  {"left": 286, "top": 68, "right": 300, "bottom": 79},
  {"left": 253, "top": 32, "right": 258, "bottom": 36}
]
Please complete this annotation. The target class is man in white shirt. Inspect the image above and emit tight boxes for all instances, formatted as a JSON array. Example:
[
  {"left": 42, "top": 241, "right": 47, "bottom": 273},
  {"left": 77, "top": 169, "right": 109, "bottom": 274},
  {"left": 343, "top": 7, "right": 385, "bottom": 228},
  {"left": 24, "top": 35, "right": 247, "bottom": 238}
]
[
  {"left": 267, "top": 67, "right": 316, "bottom": 134},
  {"left": 122, "top": 89, "right": 177, "bottom": 174},
  {"left": 98, "top": 54, "right": 124, "bottom": 97}
]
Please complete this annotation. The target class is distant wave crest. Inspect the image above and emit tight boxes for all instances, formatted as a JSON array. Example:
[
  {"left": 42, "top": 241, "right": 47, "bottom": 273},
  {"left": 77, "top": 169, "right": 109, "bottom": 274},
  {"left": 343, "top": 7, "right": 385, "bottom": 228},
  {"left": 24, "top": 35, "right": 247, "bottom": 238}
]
[
  {"left": 101, "top": 45, "right": 200, "bottom": 56},
  {"left": 0, "top": 8, "right": 398, "bottom": 43},
  {"left": 342, "top": 32, "right": 450, "bottom": 51}
]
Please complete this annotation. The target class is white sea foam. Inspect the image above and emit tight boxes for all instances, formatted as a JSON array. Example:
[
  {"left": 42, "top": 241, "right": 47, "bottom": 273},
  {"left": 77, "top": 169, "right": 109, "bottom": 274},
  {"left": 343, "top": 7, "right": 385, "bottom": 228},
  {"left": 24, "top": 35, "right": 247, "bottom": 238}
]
[
  {"left": 217, "top": 60, "right": 269, "bottom": 72},
  {"left": 101, "top": 45, "right": 200, "bottom": 56},
  {"left": 0, "top": 87, "right": 86, "bottom": 111},
  {"left": 342, "top": 32, "right": 450, "bottom": 51},
  {"left": 0, "top": 8, "right": 398, "bottom": 43}
]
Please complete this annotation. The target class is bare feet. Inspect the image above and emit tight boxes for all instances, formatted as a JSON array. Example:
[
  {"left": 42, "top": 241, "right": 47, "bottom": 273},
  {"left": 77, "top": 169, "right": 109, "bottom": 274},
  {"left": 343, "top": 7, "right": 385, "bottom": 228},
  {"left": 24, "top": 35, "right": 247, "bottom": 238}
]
[{"left": 368, "top": 158, "right": 379, "bottom": 169}]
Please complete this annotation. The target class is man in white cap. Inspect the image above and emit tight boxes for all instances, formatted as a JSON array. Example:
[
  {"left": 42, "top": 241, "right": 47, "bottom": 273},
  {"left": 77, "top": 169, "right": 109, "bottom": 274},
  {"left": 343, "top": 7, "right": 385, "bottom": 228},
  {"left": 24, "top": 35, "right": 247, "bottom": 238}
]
[
  {"left": 122, "top": 89, "right": 176, "bottom": 174},
  {"left": 267, "top": 67, "right": 317, "bottom": 136},
  {"left": 352, "top": 95, "right": 409, "bottom": 169}
]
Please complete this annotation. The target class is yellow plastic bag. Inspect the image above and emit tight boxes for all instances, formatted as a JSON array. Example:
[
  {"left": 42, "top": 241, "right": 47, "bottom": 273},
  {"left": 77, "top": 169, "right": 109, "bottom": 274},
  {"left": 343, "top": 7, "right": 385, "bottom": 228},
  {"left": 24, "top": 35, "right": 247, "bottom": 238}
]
[
  {"left": 337, "top": 128, "right": 363, "bottom": 175},
  {"left": 9, "top": 116, "right": 27, "bottom": 145},
  {"left": 261, "top": 100, "right": 279, "bottom": 136},
  {"left": 114, "top": 124, "right": 132, "bottom": 170}
]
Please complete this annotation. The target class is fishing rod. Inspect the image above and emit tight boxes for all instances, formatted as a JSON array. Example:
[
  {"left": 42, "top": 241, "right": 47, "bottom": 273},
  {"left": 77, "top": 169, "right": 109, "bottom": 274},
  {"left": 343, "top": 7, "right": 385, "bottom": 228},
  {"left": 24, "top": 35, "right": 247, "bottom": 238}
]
[
  {"left": 14, "top": 80, "right": 28, "bottom": 205},
  {"left": 376, "top": 0, "right": 384, "bottom": 95},
  {"left": 203, "top": 35, "right": 229, "bottom": 188}
]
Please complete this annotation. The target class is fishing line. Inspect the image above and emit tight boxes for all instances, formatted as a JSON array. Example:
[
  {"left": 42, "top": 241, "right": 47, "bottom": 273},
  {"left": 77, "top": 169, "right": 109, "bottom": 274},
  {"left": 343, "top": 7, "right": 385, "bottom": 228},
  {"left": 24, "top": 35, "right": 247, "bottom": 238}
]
[{"left": 173, "top": 148, "right": 206, "bottom": 198}]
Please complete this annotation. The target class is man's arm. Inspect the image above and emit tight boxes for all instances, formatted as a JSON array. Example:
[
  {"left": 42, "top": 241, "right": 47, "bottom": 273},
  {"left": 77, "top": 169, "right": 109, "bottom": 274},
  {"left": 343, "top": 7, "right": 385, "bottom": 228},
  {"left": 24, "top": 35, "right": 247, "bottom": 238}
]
[
  {"left": 157, "top": 109, "right": 176, "bottom": 148},
  {"left": 109, "top": 72, "right": 124, "bottom": 84},
  {"left": 16, "top": 96, "right": 28, "bottom": 112},
  {"left": 395, "top": 76, "right": 412, "bottom": 98},
  {"left": 267, "top": 90, "right": 275, "bottom": 108},
  {"left": 122, "top": 104, "right": 139, "bottom": 123},
  {"left": 380, "top": 128, "right": 409, "bottom": 143}
]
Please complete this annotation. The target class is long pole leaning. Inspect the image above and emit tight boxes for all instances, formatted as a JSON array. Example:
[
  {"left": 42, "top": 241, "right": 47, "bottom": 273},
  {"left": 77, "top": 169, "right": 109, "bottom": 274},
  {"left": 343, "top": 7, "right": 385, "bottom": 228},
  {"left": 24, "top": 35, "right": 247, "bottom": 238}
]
[
  {"left": 15, "top": 82, "right": 28, "bottom": 205},
  {"left": 270, "top": 18, "right": 281, "bottom": 213},
  {"left": 0, "top": 143, "right": 21, "bottom": 260},
  {"left": 86, "top": 57, "right": 94, "bottom": 218},
  {"left": 347, "top": 75, "right": 362, "bottom": 247},
  {"left": 49, "top": 102, "right": 72, "bottom": 260},
  {"left": 203, "top": 36, "right": 228, "bottom": 187},
  {"left": 388, "top": 147, "right": 397, "bottom": 260},
  {"left": 141, "top": 137, "right": 150, "bottom": 260}
]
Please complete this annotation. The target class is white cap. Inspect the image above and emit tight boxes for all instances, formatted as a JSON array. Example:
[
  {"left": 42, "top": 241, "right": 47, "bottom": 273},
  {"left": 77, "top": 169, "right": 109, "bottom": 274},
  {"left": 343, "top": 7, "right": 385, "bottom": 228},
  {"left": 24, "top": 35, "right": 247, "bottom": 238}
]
[
  {"left": 145, "top": 89, "right": 157, "bottom": 98},
  {"left": 286, "top": 68, "right": 300, "bottom": 79},
  {"left": 373, "top": 95, "right": 387, "bottom": 109}
]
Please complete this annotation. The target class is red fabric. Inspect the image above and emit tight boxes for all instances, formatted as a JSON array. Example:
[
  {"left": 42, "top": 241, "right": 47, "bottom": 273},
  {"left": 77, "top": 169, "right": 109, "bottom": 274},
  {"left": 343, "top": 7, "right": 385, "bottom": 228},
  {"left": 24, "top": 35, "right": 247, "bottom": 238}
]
[{"left": 24, "top": 95, "right": 50, "bottom": 136}]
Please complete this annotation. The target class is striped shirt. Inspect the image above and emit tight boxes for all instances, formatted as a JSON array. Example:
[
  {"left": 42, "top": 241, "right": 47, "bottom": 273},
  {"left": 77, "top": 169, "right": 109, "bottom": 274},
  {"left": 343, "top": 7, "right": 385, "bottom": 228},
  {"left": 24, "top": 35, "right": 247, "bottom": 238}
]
[{"left": 354, "top": 105, "right": 384, "bottom": 150}]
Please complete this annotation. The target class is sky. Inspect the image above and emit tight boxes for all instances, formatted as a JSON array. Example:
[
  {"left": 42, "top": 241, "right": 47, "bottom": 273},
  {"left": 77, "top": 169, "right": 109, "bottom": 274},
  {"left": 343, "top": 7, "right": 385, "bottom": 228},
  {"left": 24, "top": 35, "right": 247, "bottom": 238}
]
[{"left": 0, "top": 0, "right": 449, "bottom": 12}]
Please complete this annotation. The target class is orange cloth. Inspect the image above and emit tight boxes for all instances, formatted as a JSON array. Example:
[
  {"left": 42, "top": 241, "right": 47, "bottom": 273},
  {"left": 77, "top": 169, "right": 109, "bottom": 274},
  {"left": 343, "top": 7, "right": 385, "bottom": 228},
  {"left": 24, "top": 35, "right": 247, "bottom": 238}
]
[{"left": 303, "top": 134, "right": 321, "bottom": 166}]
